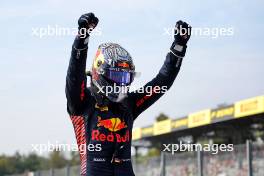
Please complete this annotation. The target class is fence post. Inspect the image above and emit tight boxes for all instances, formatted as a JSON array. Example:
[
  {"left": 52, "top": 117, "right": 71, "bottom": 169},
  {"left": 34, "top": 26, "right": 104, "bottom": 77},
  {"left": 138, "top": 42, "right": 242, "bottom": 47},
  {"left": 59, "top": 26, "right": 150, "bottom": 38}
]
[
  {"left": 35, "top": 171, "right": 41, "bottom": 176},
  {"left": 134, "top": 146, "right": 139, "bottom": 173},
  {"left": 246, "top": 140, "right": 253, "bottom": 176},
  {"left": 160, "top": 152, "right": 166, "bottom": 176},
  {"left": 197, "top": 148, "right": 203, "bottom": 176},
  {"left": 66, "top": 165, "right": 70, "bottom": 176},
  {"left": 49, "top": 168, "right": 54, "bottom": 176}
]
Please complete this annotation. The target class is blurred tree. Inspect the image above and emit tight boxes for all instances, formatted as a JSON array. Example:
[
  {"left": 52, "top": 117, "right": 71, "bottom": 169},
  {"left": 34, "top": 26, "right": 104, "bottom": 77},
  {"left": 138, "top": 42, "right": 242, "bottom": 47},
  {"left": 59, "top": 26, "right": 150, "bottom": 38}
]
[
  {"left": 156, "top": 113, "right": 169, "bottom": 122},
  {"left": 12, "top": 152, "right": 24, "bottom": 173},
  {"left": 48, "top": 150, "right": 68, "bottom": 168},
  {"left": 146, "top": 148, "right": 160, "bottom": 157},
  {"left": 23, "top": 153, "right": 43, "bottom": 171},
  {"left": 0, "top": 155, "right": 10, "bottom": 175},
  {"left": 0, "top": 150, "right": 75, "bottom": 175},
  {"left": 0, "top": 154, "right": 18, "bottom": 175},
  {"left": 69, "top": 151, "right": 80, "bottom": 166}
]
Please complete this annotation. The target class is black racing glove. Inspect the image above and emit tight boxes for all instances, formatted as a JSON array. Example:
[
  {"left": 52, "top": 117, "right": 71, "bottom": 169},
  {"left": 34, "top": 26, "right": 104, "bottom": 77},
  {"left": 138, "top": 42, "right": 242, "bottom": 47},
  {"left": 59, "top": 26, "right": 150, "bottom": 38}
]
[
  {"left": 78, "top": 13, "right": 99, "bottom": 33},
  {"left": 170, "top": 20, "right": 191, "bottom": 58},
  {"left": 75, "top": 13, "right": 99, "bottom": 49}
]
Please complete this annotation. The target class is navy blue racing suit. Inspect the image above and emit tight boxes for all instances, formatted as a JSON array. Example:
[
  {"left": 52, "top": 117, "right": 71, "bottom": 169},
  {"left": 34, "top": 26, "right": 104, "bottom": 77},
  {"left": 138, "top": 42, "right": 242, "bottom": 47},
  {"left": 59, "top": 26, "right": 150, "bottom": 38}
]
[{"left": 65, "top": 36, "right": 183, "bottom": 176}]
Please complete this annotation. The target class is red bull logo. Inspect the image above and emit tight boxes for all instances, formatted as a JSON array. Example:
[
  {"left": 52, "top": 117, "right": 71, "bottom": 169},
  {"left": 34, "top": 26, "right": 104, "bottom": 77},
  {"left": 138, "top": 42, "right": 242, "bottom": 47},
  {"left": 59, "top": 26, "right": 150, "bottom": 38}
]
[
  {"left": 97, "top": 116, "right": 127, "bottom": 132},
  {"left": 92, "top": 129, "right": 130, "bottom": 143},
  {"left": 92, "top": 116, "right": 129, "bottom": 143}
]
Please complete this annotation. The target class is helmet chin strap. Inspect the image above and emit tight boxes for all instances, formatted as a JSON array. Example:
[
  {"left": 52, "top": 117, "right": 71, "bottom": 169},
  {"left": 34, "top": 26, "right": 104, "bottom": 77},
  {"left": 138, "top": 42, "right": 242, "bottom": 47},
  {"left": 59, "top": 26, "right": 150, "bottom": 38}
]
[
  {"left": 87, "top": 74, "right": 108, "bottom": 106},
  {"left": 90, "top": 81, "right": 127, "bottom": 104},
  {"left": 90, "top": 83, "right": 110, "bottom": 106},
  {"left": 114, "top": 92, "right": 127, "bottom": 102}
]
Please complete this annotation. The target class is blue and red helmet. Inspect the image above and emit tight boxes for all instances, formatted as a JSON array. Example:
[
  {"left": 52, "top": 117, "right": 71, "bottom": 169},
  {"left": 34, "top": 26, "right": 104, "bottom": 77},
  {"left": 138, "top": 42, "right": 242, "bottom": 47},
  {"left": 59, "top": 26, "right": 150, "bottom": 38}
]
[{"left": 91, "top": 43, "right": 135, "bottom": 102}]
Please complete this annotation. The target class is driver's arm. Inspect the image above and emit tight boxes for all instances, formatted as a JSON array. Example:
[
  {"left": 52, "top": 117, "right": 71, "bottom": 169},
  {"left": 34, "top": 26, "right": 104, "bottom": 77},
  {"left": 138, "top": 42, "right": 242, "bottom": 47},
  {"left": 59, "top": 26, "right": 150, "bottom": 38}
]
[
  {"left": 65, "top": 13, "right": 98, "bottom": 115},
  {"left": 129, "top": 21, "right": 191, "bottom": 119}
]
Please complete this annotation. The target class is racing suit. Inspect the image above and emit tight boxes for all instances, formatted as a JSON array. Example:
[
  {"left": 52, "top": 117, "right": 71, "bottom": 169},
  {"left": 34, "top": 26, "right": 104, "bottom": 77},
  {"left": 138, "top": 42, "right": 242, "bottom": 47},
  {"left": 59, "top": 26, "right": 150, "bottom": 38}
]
[{"left": 65, "top": 36, "right": 183, "bottom": 176}]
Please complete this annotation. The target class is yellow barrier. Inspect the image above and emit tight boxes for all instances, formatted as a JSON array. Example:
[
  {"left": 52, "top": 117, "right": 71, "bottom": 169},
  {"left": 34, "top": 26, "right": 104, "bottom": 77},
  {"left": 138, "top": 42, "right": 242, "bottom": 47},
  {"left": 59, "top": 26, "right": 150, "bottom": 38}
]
[
  {"left": 235, "top": 96, "right": 264, "bottom": 118},
  {"left": 135, "top": 95, "right": 264, "bottom": 140},
  {"left": 211, "top": 106, "right": 234, "bottom": 120},
  {"left": 132, "top": 128, "right": 142, "bottom": 140},
  {"left": 141, "top": 126, "right": 153, "bottom": 136},
  {"left": 188, "top": 109, "right": 211, "bottom": 128},
  {"left": 172, "top": 118, "right": 188, "bottom": 129},
  {"left": 153, "top": 119, "right": 172, "bottom": 135}
]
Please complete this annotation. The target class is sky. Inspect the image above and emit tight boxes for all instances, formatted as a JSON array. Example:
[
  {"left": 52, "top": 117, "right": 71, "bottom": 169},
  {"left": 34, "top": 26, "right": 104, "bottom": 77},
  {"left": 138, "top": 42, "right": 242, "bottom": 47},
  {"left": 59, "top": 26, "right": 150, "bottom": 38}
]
[{"left": 0, "top": 0, "right": 264, "bottom": 155}]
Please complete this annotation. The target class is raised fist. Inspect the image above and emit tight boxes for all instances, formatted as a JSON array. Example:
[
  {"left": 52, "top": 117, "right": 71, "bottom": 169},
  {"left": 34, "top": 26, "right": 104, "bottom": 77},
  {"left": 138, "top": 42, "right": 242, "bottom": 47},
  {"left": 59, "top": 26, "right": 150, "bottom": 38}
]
[
  {"left": 173, "top": 20, "right": 191, "bottom": 46},
  {"left": 78, "top": 13, "right": 99, "bottom": 38}
]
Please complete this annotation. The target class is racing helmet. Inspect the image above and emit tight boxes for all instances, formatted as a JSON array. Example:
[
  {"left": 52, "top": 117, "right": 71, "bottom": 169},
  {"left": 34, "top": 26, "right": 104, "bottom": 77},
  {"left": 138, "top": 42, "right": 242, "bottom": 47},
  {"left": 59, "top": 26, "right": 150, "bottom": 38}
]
[{"left": 90, "top": 43, "right": 135, "bottom": 102}]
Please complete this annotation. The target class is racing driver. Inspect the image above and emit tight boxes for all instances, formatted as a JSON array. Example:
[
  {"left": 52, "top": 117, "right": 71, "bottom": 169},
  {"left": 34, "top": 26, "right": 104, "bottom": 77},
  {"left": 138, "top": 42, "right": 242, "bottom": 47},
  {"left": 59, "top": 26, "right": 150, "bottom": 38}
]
[{"left": 66, "top": 13, "right": 191, "bottom": 176}]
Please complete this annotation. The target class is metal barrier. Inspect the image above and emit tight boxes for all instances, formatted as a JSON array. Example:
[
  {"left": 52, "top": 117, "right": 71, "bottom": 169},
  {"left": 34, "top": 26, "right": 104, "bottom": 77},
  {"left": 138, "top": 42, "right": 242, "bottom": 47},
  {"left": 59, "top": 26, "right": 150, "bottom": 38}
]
[
  {"left": 135, "top": 140, "right": 264, "bottom": 176},
  {"left": 6, "top": 141, "right": 264, "bottom": 176},
  {"left": 32, "top": 166, "right": 80, "bottom": 176}
]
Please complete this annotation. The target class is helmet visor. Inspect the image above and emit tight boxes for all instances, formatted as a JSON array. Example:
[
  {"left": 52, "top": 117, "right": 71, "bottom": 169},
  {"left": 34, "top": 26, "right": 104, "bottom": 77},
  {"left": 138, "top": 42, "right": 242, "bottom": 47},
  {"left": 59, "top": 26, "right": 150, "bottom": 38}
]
[{"left": 105, "top": 69, "right": 132, "bottom": 86}]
